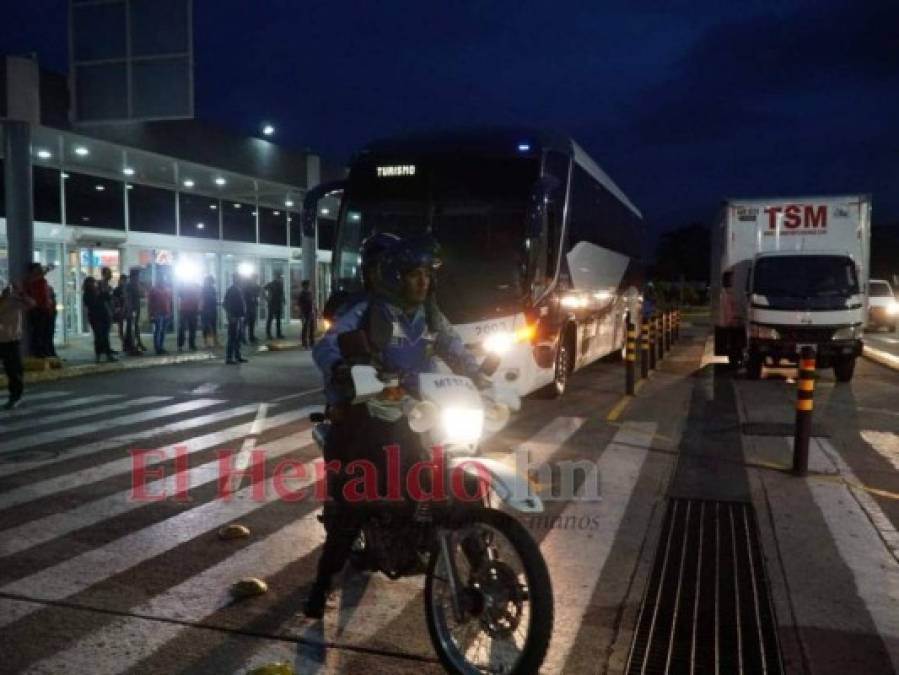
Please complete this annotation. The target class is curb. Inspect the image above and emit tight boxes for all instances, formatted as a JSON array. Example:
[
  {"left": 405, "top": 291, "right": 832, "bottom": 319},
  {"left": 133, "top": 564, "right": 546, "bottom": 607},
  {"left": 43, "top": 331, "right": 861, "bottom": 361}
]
[
  {"left": 2, "top": 352, "right": 217, "bottom": 386},
  {"left": 862, "top": 345, "right": 899, "bottom": 372}
]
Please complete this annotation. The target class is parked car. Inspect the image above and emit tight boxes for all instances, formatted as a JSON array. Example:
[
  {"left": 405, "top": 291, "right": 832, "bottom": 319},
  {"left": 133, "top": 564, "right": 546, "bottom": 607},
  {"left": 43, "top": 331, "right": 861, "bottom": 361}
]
[{"left": 867, "top": 279, "right": 898, "bottom": 331}]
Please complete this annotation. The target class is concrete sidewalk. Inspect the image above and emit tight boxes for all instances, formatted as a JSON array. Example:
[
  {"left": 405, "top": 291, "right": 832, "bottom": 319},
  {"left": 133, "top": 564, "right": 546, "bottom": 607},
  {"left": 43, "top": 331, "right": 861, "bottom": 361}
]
[{"left": 3, "top": 331, "right": 311, "bottom": 386}]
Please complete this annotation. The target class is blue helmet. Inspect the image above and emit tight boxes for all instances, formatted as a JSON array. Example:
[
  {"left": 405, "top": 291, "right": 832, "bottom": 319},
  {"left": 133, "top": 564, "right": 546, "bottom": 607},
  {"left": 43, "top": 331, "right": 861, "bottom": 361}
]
[
  {"left": 380, "top": 234, "right": 442, "bottom": 293},
  {"left": 359, "top": 232, "right": 401, "bottom": 289}
]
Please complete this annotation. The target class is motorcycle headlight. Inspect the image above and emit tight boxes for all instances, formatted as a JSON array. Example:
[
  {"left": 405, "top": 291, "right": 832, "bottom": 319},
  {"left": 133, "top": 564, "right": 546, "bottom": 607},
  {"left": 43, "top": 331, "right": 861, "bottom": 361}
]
[
  {"left": 750, "top": 324, "right": 780, "bottom": 340},
  {"left": 440, "top": 407, "right": 484, "bottom": 445},
  {"left": 832, "top": 325, "right": 863, "bottom": 340}
]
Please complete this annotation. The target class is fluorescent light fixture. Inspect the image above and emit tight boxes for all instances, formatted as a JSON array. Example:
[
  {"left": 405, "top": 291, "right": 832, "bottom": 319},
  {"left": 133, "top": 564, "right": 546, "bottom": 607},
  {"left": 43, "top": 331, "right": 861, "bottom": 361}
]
[
  {"left": 183, "top": 179, "right": 195, "bottom": 188},
  {"left": 517, "top": 142, "right": 531, "bottom": 152},
  {"left": 284, "top": 199, "right": 294, "bottom": 207},
  {"left": 74, "top": 146, "right": 89, "bottom": 156},
  {"left": 233, "top": 203, "right": 241, "bottom": 209},
  {"left": 95, "top": 184, "right": 106, "bottom": 191},
  {"left": 320, "top": 208, "right": 330, "bottom": 215},
  {"left": 36, "top": 150, "right": 52, "bottom": 159},
  {"left": 273, "top": 210, "right": 280, "bottom": 216},
  {"left": 122, "top": 167, "right": 135, "bottom": 176},
  {"left": 215, "top": 177, "right": 226, "bottom": 186},
  {"left": 262, "top": 124, "right": 275, "bottom": 136},
  {"left": 209, "top": 204, "right": 217, "bottom": 210},
  {"left": 126, "top": 184, "right": 134, "bottom": 190}
]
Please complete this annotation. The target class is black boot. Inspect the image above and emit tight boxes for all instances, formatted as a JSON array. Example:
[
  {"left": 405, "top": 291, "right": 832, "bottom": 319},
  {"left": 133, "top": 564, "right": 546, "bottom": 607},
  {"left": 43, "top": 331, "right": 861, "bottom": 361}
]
[{"left": 303, "top": 577, "right": 331, "bottom": 619}]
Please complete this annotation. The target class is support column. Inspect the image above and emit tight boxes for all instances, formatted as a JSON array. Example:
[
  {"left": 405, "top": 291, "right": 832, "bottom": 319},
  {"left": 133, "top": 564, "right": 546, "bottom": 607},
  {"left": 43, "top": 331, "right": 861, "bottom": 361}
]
[{"left": 3, "top": 121, "right": 34, "bottom": 355}]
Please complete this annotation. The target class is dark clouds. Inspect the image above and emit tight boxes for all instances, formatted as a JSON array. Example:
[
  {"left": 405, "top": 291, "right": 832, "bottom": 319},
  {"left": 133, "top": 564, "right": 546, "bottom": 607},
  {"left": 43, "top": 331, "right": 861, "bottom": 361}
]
[{"left": 1, "top": 0, "right": 897, "bottom": 237}]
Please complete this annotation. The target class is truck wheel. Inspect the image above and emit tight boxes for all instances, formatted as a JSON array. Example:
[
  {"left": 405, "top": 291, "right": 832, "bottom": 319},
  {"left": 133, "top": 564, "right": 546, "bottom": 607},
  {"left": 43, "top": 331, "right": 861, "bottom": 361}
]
[
  {"left": 745, "top": 355, "right": 763, "bottom": 380},
  {"left": 834, "top": 357, "right": 856, "bottom": 382}
]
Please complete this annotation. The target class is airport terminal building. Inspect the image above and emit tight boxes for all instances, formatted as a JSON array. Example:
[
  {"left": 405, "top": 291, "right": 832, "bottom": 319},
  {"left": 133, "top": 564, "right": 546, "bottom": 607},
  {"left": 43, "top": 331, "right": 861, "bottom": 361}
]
[{"left": 1, "top": 55, "right": 342, "bottom": 343}]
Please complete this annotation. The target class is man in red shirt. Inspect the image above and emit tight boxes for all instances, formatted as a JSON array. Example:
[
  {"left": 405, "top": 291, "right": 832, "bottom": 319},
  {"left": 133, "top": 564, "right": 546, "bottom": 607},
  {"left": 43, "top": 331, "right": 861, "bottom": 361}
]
[{"left": 24, "top": 263, "right": 53, "bottom": 358}]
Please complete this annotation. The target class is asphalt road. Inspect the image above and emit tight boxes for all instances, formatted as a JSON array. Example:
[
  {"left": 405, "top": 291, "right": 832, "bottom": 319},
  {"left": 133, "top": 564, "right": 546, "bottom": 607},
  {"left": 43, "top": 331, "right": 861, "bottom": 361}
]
[{"left": 0, "top": 327, "right": 897, "bottom": 674}]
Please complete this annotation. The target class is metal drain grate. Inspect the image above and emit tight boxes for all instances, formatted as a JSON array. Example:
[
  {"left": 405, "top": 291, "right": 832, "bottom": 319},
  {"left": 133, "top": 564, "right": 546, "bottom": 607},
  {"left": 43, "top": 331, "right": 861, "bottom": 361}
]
[{"left": 626, "top": 499, "right": 783, "bottom": 675}]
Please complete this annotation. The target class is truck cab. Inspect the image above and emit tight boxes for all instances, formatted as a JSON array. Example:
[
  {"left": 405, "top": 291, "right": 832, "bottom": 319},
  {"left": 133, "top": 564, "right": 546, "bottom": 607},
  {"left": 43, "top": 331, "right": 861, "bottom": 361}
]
[{"left": 744, "top": 251, "right": 864, "bottom": 381}]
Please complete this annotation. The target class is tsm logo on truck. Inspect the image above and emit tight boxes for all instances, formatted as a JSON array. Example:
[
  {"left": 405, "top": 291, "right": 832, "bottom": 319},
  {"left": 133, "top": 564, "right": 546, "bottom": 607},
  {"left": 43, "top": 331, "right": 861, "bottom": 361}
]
[{"left": 765, "top": 205, "right": 827, "bottom": 230}]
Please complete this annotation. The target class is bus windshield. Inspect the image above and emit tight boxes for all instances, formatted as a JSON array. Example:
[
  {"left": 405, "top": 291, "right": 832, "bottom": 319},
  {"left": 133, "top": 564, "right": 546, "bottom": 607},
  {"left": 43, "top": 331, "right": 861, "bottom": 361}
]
[{"left": 335, "top": 155, "right": 541, "bottom": 323}]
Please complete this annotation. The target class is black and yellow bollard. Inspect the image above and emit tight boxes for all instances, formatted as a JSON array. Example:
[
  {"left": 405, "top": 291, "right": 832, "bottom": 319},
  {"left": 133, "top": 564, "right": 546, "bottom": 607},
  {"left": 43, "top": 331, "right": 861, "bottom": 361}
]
[
  {"left": 656, "top": 314, "right": 664, "bottom": 361},
  {"left": 793, "top": 346, "right": 816, "bottom": 477},
  {"left": 640, "top": 318, "right": 650, "bottom": 378},
  {"left": 674, "top": 308, "right": 680, "bottom": 342},
  {"left": 662, "top": 311, "right": 671, "bottom": 354},
  {"left": 648, "top": 315, "right": 657, "bottom": 370},
  {"left": 625, "top": 319, "right": 636, "bottom": 395}
]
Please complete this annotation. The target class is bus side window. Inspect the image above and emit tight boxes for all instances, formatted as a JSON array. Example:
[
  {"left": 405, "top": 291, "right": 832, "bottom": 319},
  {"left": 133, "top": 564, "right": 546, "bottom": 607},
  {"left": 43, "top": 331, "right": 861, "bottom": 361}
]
[{"left": 544, "top": 152, "right": 570, "bottom": 278}]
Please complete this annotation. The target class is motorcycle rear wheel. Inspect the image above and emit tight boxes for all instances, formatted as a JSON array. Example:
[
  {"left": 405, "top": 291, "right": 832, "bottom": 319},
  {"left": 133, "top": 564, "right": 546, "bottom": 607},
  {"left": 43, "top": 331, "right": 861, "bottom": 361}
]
[{"left": 424, "top": 509, "right": 553, "bottom": 674}]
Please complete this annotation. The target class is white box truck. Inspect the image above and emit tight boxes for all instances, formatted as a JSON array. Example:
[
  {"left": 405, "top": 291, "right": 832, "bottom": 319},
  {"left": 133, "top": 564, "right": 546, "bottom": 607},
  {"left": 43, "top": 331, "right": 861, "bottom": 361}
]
[{"left": 711, "top": 195, "right": 871, "bottom": 381}]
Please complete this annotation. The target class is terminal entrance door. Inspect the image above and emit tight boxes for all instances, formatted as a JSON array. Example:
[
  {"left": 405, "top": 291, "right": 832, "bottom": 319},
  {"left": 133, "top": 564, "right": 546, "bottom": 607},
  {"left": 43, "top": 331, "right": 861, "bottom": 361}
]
[{"left": 66, "top": 247, "right": 121, "bottom": 335}]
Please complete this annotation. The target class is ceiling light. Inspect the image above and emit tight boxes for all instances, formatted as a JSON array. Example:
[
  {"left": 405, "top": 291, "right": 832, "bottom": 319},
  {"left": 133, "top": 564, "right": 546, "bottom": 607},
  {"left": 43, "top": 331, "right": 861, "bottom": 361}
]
[
  {"left": 210, "top": 204, "right": 217, "bottom": 210},
  {"left": 233, "top": 203, "right": 241, "bottom": 209},
  {"left": 74, "top": 146, "right": 89, "bottom": 156},
  {"left": 126, "top": 184, "right": 134, "bottom": 190},
  {"left": 284, "top": 199, "right": 294, "bottom": 207},
  {"left": 320, "top": 208, "right": 330, "bottom": 215},
  {"left": 95, "top": 184, "right": 106, "bottom": 191},
  {"left": 183, "top": 179, "right": 195, "bottom": 188},
  {"left": 273, "top": 210, "right": 280, "bottom": 216},
  {"left": 215, "top": 177, "right": 226, "bottom": 186},
  {"left": 196, "top": 222, "right": 205, "bottom": 229},
  {"left": 62, "top": 172, "right": 69, "bottom": 179},
  {"left": 123, "top": 167, "right": 135, "bottom": 176},
  {"left": 262, "top": 124, "right": 275, "bottom": 136},
  {"left": 37, "top": 150, "right": 52, "bottom": 159}
]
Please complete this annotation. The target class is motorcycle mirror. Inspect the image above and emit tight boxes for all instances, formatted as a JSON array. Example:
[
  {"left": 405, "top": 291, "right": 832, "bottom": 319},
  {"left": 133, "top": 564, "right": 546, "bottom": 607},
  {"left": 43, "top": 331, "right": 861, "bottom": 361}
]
[
  {"left": 484, "top": 402, "right": 510, "bottom": 432},
  {"left": 406, "top": 400, "right": 440, "bottom": 433},
  {"left": 480, "top": 353, "right": 501, "bottom": 376}
]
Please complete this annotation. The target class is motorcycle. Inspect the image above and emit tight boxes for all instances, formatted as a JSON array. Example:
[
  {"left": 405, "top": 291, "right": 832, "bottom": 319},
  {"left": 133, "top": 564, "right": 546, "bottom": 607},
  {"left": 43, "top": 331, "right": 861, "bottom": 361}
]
[{"left": 310, "top": 330, "right": 553, "bottom": 674}]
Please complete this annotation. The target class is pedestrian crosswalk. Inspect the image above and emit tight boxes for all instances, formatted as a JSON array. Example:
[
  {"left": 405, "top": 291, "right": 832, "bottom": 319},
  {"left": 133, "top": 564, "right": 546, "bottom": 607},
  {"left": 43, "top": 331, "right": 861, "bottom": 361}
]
[{"left": 0, "top": 386, "right": 663, "bottom": 674}]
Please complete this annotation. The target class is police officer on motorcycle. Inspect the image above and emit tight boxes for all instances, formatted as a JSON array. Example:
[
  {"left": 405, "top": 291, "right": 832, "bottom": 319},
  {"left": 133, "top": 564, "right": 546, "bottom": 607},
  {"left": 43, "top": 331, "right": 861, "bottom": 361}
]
[{"left": 305, "top": 233, "right": 487, "bottom": 618}]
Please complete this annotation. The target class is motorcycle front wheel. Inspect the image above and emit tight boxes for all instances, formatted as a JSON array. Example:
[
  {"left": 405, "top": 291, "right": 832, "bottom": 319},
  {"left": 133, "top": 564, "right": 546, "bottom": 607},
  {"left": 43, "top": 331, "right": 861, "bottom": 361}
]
[{"left": 424, "top": 509, "right": 553, "bottom": 674}]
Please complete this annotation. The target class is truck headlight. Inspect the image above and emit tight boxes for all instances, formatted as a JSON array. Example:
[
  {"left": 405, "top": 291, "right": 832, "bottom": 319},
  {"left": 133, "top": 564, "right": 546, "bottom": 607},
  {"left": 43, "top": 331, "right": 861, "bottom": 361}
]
[
  {"left": 832, "top": 325, "right": 863, "bottom": 340},
  {"left": 750, "top": 324, "right": 779, "bottom": 340},
  {"left": 888, "top": 302, "right": 899, "bottom": 316},
  {"left": 441, "top": 407, "right": 484, "bottom": 444}
]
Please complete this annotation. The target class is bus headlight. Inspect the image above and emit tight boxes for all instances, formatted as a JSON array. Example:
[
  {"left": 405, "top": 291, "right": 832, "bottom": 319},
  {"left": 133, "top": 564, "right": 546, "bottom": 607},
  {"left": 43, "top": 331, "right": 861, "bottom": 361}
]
[
  {"left": 484, "top": 332, "right": 515, "bottom": 355},
  {"left": 441, "top": 407, "right": 484, "bottom": 444}
]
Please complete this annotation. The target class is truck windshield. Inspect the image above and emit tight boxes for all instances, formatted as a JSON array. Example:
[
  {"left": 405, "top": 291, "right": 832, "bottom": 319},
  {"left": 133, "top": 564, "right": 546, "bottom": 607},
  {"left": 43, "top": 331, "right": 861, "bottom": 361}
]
[
  {"left": 335, "top": 155, "right": 540, "bottom": 323},
  {"left": 754, "top": 255, "right": 859, "bottom": 299}
]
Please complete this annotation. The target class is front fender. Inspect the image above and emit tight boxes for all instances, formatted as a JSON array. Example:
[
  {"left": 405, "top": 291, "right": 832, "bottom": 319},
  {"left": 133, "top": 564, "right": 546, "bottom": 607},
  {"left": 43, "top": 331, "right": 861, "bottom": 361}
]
[{"left": 448, "top": 456, "right": 544, "bottom": 513}]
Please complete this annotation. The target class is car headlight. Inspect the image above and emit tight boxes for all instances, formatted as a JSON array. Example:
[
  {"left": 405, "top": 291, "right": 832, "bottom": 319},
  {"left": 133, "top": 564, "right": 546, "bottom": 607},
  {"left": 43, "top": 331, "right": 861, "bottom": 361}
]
[
  {"left": 750, "top": 324, "right": 779, "bottom": 340},
  {"left": 440, "top": 407, "right": 484, "bottom": 444},
  {"left": 832, "top": 325, "right": 863, "bottom": 340}
]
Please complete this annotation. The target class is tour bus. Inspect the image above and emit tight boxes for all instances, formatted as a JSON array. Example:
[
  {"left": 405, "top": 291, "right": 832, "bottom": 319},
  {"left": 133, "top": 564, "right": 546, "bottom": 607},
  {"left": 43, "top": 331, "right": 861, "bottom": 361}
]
[{"left": 321, "top": 128, "right": 645, "bottom": 397}]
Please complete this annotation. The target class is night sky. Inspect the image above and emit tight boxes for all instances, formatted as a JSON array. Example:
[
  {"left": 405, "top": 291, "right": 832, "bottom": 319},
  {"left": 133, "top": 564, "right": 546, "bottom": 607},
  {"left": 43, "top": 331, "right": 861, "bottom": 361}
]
[{"left": 2, "top": 0, "right": 898, "bottom": 239}]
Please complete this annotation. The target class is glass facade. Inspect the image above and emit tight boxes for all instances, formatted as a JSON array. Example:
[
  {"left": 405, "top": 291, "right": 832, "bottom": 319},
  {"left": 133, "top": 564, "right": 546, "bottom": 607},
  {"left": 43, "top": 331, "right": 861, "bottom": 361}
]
[
  {"left": 179, "top": 193, "right": 219, "bottom": 240},
  {"left": 128, "top": 184, "right": 176, "bottom": 234},
  {"left": 34, "top": 167, "right": 62, "bottom": 224},
  {"left": 65, "top": 171, "right": 125, "bottom": 229},
  {"left": 259, "top": 207, "right": 287, "bottom": 246},
  {"left": 222, "top": 201, "right": 256, "bottom": 243}
]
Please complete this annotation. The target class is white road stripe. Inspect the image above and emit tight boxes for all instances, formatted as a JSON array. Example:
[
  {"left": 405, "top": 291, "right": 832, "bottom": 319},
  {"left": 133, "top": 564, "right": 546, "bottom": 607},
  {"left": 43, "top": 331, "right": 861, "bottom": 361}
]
[
  {"left": 540, "top": 421, "right": 655, "bottom": 673},
  {"left": 9, "top": 391, "right": 71, "bottom": 403},
  {"left": 0, "top": 456, "right": 326, "bottom": 630},
  {"left": 0, "top": 407, "right": 319, "bottom": 511},
  {"left": 804, "top": 437, "right": 899, "bottom": 672},
  {"left": 0, "top": 403, "right": 260, "bottom": 478},
  {"left": 23, "top": 513, "right": 325, "bottom": 675},
  {"left": 0, "top": 395, "right": 161, "bottom": 434},
  {"left": 0, "top": 429, "right": 314, "bottom": 557},
  {"left": 860, "top": 430, "right": 899, "bottom": 472},
  {"left": 0, "top": 394, "right": 122, "bottom": 418},
  {"left": 0, "top": 396, "right": 186, "bottom": 455}
]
